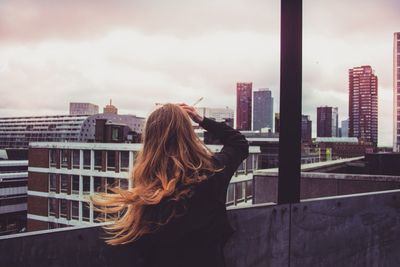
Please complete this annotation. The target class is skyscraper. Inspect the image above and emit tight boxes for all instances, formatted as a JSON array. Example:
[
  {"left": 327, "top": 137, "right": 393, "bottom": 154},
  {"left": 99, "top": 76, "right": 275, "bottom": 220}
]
[
  {"left": 317, "top": 106, "right": 338, "bottom": 137},
  {"left": 349, "top": 66, "right": 378, "bottom": 146},
  {"left": 275, "top": 113, "right": 280, "bottom": 133},
  {"left": 394, "top": 32, "right": 400, "bottom": 151},
  {"left": 236, "top": 82, "right": 252, "bottom": 130},
  {"left": 301, "top": 115, "right": 312, "bottom": 144},
  {"left": 341, "top": 119, "right": 349, "bottom": 137},
  {"left": 253, "top": 89, "right": 273, "bottom": 131}
]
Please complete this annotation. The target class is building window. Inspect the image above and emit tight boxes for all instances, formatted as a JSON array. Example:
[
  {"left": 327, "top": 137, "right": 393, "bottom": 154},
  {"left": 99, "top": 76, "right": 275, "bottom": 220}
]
[
  {"left": 72, "top": 175, "right": 79, "bottom": 194},
  {"left": 48, "top": 198, "right": 57, "bottom": 217},
  {"left": 49, "top": 174, "right": 57, "bottom": 192},
  {"left": 235, "top": 183, "right": 244, "bottom": 202},
  {"left": 48, "top": 222, "right": 59, "bottom": 230},
  {"left": 82, "top": 176, "right": 90, "bottom": 194},
  {"left": 237, "top": 161, "right": 245, "bottom": 173},
  {"left": 60, "top": 199, "right": 68, "bottom": 218},
  {"left": 246, "top": 155, "right": 253, "bottom": 171},
  {"left": 112, "top": 127, "right": 119, "bottom": 141},
  {"left": 107, "top": 151, "right": 116, "bottom": 171},
  {"left": 71, "top": 201, "right": 79, "bottom": 220},
  {"left": 226, "top": 184, "right": 234, "bottom": 206},
  {"left": 120, "top": 179, "right": 129, "bottom": 190},
  {"left": 94, "top": 150, "right": 103, "bottom": 171},
  {"left": 246, "top": 180, "right": 253, "bottom": 200},
  {"left": 61, "top": 149, "right": 69, "bottom": 168},
  {"left": 49, "top": 149, "right": 57, "bottom": 167},
  {"left": 120, "top": 151, "right": 129, "bottom": 172},
  {"left": 94, "top": 177, "right": 106, "bottom": 193},
  {"left": 94, "top": 210, "right": 105, "bottom": 223},
  {"left": 72, "top": 150, "right": 80, "bottom": 169},
  {"left": 83, "top": 150, "right": 91, "bottom": 170},
  {"left": 82, "top": 202, "right": 90, "bottom": 222},
  {"left": 60, "top": 174, "right": 69, "bottom": 194},
  {"left": 107, "top": 177, "right": 117, "bottom": 192}
]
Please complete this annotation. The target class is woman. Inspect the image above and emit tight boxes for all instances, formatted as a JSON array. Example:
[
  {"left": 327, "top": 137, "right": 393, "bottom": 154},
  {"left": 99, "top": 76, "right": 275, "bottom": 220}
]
[{"left": 91, "top": 103, "right": 249, "bottom": 266}]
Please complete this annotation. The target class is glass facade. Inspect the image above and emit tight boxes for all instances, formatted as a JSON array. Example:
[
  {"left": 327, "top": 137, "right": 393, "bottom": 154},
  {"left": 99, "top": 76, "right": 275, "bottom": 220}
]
[{"left": 0, "top": 115, "right": 88, "bottom": 149}]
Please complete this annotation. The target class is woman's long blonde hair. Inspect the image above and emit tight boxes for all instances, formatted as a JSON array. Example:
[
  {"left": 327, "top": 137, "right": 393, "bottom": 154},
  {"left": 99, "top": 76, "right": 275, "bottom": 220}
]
[{"left": 90, "top": 103, "right": 220, "bottom": 245}]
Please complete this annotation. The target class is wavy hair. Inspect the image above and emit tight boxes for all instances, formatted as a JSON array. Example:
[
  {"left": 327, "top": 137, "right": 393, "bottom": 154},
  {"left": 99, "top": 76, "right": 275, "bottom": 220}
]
[{"left": 90, "top": 103, "right": 221, "bottom": 245}]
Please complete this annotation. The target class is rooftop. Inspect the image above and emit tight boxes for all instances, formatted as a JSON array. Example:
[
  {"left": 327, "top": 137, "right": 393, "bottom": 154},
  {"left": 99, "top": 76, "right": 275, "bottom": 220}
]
[{"left": 2, "top": 188, "right": 400, "bottom": 266}]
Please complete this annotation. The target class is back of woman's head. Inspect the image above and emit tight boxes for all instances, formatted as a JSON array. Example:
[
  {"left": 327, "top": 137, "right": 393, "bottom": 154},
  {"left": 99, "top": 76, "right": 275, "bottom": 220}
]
[{"left": 91, "top": 103, "right": 219, "bottom": 245}]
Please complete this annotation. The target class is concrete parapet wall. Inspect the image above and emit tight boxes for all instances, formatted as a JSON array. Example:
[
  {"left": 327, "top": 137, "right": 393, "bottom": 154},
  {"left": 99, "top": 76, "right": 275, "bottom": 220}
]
[
  {"left": 290, "top": 190, "right": 400, "bottom": 267},
  {"left": 254, "top": 172, "right": 400, "bottom": 204},
  {"left": 1, "top": 189, "right": 400, "bottom": 267}
]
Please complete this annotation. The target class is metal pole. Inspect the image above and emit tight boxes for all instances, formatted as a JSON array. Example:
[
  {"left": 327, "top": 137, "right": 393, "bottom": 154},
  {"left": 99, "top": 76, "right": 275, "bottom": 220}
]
[{"left": 278, "top": 0, "right": 302, "bottom": 204}]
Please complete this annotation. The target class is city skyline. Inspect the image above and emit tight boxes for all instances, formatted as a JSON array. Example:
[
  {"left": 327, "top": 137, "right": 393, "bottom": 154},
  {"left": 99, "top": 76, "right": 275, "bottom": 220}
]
[{"left": 0, "top": 1, "right": 398, "bottom": 146}]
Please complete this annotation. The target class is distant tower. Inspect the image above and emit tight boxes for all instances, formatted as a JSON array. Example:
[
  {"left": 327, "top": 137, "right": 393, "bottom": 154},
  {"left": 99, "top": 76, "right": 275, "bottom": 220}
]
[
  {"left": 275, "top": 113, "right": 280, "bottom": 133},
  {"left": 301, "top": 115, "right": 312, "bottom": 144},
  {"left": 394, "top": 32, "right": 400, "bottom": 151},
  {"left": 349, "top": 66, "right": 378, "bottom": 145},
  {"left": 253, "top": 89, "right": 273, "bottom": 131},
  {"left": 341, "top": 119, "right": 349, "bottom": 137},
  {"left": 317, "top": 106, "right": 338, "bottom": 137},
  {"left": 236, "top": 82, "right": 252, "bottom": 130},
  {"left": 103, "top": 99, "right": 118, "bottom": 114}
]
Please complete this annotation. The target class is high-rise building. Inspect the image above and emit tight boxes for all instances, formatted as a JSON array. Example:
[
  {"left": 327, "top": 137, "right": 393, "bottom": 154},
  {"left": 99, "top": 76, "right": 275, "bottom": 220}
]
[
  {"left": 301, "top": 115, "right": 312, "bottom": 144},
  {"left": 69, "top": 103, "right": 99, "bottom": 116},
  {"left": 103, "top": 99, "right": 118, "bottom": 114},
  {"left": 253, "top": 89, "right": 273, "bottom": 131},
  {"left": 341, "top": 119, "right": 349, "bottom": 137},
  {"left": 274, "top": 113, "right": 280, "bottom": 133},
  {"left": 317, "top": 106, "right": 338, "bottom": 137},
  {"left": 236, "top": 82, "right": 252, "bottom": 130},
  {"left": 393, "top": 32, "right": 400, "bottom": 151},
  {"left": 349, "top": 66, "right": 378, "bottom": 146}
]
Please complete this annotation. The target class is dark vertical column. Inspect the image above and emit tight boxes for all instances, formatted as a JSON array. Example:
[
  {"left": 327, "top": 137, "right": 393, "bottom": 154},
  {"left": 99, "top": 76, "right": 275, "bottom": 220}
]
[{"left": 278, "top": 0, "right": 302, "bottom": 204}]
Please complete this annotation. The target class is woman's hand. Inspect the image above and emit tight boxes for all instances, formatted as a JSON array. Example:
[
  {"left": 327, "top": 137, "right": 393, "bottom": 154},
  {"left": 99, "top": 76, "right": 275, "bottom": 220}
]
[{"left": 178, "top": 103, "right": 204, "bottom": 123}]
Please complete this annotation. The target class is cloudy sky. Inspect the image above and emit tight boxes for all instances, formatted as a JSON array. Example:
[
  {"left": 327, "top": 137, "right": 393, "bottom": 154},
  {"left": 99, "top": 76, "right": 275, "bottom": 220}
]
[{"left": 0, "top": 0, "right": 398, "bottom": 146}]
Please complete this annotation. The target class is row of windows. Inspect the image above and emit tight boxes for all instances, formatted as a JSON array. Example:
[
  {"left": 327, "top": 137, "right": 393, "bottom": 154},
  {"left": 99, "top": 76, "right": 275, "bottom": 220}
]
[
  {"left": 0, "top": 181, "right": 27, "bottom": 189},
  {"left": 49, "top": 149, "right": 131, "bottom": 172},
  {"left": 48, "top": 174, "right": 129, "bottom": 194},
  {"left": 48, "top": 199, "right": 122, "bottom": 223},
  {"left": 226, "top": 181, "right": 253, "bottom": 206},
  {"left": 48, "top": 199, "right": 85, "bottom": 221},
  {"left": 0, "top": 196, "right": 27, "bottom": 206}
]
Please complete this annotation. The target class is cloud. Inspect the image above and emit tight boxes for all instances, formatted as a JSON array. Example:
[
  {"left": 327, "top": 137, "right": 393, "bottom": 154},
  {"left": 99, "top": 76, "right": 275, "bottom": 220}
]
[
  {"left": 0, "top": 0, "right": 279, "bottom": 42},
  {"left": 0, "top": 0, "right": 398, "bottom": 147}
]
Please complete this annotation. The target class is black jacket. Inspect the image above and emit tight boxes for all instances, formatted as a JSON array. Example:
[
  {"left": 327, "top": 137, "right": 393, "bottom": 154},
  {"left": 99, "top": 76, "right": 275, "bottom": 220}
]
[{"left": 126, "top": 117, "right": 249, "bottom": 267}]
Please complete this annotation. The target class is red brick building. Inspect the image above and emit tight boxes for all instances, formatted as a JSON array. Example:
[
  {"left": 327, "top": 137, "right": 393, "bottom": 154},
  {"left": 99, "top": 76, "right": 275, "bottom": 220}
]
[
  {"left": 27, "top": 142, "right": 260, "bottom": 231},
  {"left": 27, "top": 143, "right": 136, "bottom": 231}
]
